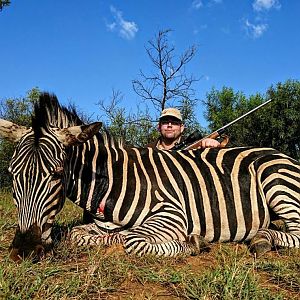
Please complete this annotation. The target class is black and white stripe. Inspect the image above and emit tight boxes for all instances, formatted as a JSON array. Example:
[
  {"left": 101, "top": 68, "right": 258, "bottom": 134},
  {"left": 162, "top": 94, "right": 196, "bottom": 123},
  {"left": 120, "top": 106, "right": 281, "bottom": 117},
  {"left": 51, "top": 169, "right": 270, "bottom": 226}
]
[
  {"left": 2, "top": 93, "right": 300, "bottom": 258},
  {"left": 69, "top": 135, "right": 300, "bottom": 256}
]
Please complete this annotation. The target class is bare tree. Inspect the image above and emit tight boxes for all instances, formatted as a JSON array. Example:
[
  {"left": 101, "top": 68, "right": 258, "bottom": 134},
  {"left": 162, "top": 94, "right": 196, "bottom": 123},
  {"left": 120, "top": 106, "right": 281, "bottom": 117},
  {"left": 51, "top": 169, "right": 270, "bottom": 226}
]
[
  {"left": 97, "top": 29, "right": 202, "bottom": 146},
  {"left": 97, "top": 89, "right": 125, "bottom": 123},
  {"left": 132, "top": 29, "right": 198, "bottom": 114},
  {"left": 96, "top": 89, "right": 158, "bottom": 146}
]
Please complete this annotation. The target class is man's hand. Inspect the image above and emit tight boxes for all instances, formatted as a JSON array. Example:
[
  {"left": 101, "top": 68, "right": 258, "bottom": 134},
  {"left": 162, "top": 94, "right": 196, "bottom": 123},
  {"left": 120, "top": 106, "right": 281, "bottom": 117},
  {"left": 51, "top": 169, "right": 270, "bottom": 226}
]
[{"left": 200, "top": 138, "right": 220, "bottom": 148}]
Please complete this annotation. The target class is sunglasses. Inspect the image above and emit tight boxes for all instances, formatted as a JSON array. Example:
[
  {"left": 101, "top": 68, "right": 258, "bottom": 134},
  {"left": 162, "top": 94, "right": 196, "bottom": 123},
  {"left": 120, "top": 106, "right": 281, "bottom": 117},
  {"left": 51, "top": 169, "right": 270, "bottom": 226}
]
[{"left": 160, "top": 120, "right": 182, "bottom": 126}]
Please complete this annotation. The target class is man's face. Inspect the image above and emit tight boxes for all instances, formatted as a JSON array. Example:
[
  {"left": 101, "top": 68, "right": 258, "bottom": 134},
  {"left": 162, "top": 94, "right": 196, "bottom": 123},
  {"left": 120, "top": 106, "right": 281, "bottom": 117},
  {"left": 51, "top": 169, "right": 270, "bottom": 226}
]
[{"left": 158, "top": 117, "right": 184, "bottom": 140}]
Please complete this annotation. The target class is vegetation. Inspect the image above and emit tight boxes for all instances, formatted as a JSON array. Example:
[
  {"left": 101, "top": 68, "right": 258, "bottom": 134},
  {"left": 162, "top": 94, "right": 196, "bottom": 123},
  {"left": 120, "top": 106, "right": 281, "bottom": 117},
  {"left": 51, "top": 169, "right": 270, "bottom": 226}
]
[
  {"left": 97, "top": 89, "right": 159, "bottom": 146},
  {"left": 1, "top": 81, "right": 299, "bottom": 298},
  {"left": 0, "top": 191, "right": 299, "bottom": 299},
  {"left": 0, "top": 88, "right": 40, "bottom": 189},
  {"left": 204, "top": 80, "right": 300, "bottom": 159},
  {"left": 0, "top": 0, "right": 10, "bottom": 11}
]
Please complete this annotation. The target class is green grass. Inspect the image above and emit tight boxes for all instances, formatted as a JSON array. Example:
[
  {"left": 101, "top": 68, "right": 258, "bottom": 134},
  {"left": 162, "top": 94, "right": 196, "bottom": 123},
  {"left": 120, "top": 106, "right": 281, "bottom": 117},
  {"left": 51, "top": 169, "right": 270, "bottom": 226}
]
[{"left": 0, "top": 191, "right": 300, "bottom": 299}]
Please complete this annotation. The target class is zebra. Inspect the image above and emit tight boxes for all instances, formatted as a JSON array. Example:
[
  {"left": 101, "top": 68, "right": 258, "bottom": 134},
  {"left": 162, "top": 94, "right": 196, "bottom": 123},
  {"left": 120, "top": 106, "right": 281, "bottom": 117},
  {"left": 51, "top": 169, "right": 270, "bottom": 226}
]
[{"left": 0, "top": 92, "right": 300, "bottom": 261}]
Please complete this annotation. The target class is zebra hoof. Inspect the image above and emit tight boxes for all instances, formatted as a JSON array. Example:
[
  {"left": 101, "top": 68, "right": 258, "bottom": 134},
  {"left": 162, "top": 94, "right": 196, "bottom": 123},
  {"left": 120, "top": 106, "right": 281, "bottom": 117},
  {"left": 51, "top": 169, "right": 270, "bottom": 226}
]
[
  {"left": 187, "top": 234, "right": 210, "bottom": 255},
  {"left": 250, "top": 236, "right": 272, "bottom": 258}
]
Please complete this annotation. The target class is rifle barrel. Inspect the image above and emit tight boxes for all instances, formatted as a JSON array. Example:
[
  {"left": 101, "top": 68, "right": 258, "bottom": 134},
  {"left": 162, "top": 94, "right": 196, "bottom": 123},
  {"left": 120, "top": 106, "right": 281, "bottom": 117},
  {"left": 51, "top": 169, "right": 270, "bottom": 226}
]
[
  {"left": 217, "top": 99, "right": 272, "bottom": 134},
  {"left": 182, "top": 98, "right": 272, "bottom": 150}
]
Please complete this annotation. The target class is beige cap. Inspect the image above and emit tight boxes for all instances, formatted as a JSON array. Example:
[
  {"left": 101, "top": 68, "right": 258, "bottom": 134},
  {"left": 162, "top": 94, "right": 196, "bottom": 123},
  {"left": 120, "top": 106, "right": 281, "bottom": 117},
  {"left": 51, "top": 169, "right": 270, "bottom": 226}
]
[{"left": 159, "top": 108, "right": 182, "bottom": 121}]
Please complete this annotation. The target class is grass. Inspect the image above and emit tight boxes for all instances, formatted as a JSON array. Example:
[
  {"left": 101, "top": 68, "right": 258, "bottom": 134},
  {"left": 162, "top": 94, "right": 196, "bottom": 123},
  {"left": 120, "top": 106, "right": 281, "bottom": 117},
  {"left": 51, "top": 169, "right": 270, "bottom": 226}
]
[{"left": 0, "top": 191, "right": 300, "bottom": 299}]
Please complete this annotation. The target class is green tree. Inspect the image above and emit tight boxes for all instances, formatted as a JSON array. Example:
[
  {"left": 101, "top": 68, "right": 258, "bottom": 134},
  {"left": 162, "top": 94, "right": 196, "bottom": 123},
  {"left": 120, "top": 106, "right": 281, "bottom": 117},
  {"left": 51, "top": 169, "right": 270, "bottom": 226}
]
[
  {"left": 266, "top": 80, "right": 300, "bottom": 158},
  {"left": 204, "top": 87, "right": 245, "bottom": 132},
  {"left": 204, "top": 87, "right": 266, "bottom": 146},
  {"left": 180, "top": 97, "right": 205, "bottom": 137},
  {"left": 204, "top": 80, "right": 300, "bottom": 159},
  {"left": 0, "top": 0, "right": 10, "bottom": 11},
  {"left": 0, "top": 88, "right": 40, "bottom": 189}
]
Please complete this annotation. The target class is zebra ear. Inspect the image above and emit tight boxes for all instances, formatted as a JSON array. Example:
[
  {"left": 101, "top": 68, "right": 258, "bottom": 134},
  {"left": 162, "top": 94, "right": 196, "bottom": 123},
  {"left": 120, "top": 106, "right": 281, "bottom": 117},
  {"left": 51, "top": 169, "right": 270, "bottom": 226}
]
[
  {"left": 54, "top": 122, "right": 102, "bottom": 146},
  {"left": 0, "top": 118, "right": 31, "bottom": 143}
]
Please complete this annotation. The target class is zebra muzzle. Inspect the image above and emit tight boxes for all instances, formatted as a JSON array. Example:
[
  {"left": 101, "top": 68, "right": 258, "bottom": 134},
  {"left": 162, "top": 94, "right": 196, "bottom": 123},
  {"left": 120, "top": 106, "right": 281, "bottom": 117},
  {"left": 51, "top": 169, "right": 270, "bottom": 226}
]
[{"left": 9, "top": 224, "right": 45, "bottom": 263}]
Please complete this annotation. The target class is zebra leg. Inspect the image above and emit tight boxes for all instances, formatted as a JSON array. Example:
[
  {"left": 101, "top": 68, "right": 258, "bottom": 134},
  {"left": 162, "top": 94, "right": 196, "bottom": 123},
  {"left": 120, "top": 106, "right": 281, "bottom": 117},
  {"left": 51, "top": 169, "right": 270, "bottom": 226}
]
[
  {"left": 249, "top": 231, "right": 273, "bottom": 257},
  {"left": 250, "top": 215, "right": 300, "bottom": 257},
  {"left": 82, "top": 210, "right": 94, "bottom": 224},
  {"left": 69, "top": 223, "right": 125, "bottom": 246},
  {"left": 250, "top": 169, "right": 300, "bottom": 257},
  {"left": 187, "top": 234, "right": 211, "bottom": 254},
  {"left": 124, "top": 232, "right": 198, "bottom": 257},
  {"left": 122, "top": 219, "right": 199, "bottom": 257},
  {"left": 250, "top": 227, "right": 300, "bottom": 257}
]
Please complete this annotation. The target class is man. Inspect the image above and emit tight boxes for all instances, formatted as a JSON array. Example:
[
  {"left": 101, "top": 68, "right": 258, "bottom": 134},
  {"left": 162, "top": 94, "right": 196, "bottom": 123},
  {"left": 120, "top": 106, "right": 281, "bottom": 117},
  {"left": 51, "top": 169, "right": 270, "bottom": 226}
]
[{"left": 147, "top": 108, "right": 220, "bottom": 150}]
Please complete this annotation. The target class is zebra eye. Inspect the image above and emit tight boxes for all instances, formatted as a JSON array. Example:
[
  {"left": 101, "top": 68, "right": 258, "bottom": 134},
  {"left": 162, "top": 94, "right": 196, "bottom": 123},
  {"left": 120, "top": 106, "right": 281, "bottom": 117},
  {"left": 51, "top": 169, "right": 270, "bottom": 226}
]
[
  {"left": 12, "top": 195, "right": 18, "bottom": 207},
  {"left": 8, "top": 165, "right": 14, "bottom": 174},
  {"left": 53, "top": 166, "right": 64, "bottom": 175},
  {"left": 51, "top": 166, "right": 64, "bottom": 181}
]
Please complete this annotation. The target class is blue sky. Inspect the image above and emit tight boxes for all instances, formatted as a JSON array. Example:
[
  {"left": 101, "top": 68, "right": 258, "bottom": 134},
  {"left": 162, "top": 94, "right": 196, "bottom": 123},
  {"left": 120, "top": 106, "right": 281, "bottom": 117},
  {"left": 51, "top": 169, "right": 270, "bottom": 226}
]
[{"left": 0, "top": 0, "right": 299, "bottom": 126}]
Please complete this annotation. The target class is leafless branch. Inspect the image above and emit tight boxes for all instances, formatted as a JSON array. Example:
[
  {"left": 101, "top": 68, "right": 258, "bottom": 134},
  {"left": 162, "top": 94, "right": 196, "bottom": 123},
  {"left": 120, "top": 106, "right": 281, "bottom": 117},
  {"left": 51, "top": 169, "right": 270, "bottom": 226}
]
[{"left": 132, "top": 29, "right": 198, "bottom": 113}]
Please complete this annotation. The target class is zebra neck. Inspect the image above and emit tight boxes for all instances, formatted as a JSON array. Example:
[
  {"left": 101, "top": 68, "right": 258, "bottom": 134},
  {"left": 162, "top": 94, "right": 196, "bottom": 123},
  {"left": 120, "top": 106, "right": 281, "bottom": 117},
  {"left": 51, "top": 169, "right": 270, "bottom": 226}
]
[{"left": 65, "top": 134, "right": 109, "bottom": 215}]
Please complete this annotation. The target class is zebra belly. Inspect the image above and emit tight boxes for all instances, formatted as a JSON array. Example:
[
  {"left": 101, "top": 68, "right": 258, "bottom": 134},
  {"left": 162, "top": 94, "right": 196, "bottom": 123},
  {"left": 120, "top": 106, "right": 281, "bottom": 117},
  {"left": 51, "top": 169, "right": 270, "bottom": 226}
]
[
  {"left": 188, "top": 187, "right": 270, "bottom": 243},
  {"left": 199, "top": 220, "right": 270, "bottom": 243},
  {"left": 191, "top": 213, "right": 271, "bottom": 243}
]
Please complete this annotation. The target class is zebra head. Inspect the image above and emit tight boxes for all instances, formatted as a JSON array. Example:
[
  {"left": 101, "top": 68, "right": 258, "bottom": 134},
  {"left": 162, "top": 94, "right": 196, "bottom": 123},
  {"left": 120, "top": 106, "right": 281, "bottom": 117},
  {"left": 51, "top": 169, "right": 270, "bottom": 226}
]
[{"left": 0, "top": 93, "right": 101, "bottom": 262}]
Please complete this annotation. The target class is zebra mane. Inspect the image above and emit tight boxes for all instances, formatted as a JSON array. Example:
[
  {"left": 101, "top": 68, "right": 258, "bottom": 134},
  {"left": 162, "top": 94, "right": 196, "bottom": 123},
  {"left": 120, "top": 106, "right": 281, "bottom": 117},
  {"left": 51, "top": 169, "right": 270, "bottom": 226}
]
[
  {"left": 32, "top": 92, "right": 83, "bottom": 144},
  {"left": 102, "top": 130, "right": 125, "bottom": 149},
  {"left": 31, "top": 92, "right": 125, "bottom": 148}
]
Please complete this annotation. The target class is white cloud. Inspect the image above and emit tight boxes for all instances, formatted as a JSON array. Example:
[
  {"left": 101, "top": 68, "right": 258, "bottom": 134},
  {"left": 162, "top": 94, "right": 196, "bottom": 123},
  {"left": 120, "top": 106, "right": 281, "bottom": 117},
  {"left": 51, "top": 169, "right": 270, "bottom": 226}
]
[
  {"left": 106, "top": 6, "right": 138, "bottom": 40},
  {"left": 244, "top": 19, "right": 268, "bottom": 38},
  {"left": 106, "top": 22, "right": 116, "bottom": 31},
  {"left": 192, "top": 0, "right": 203, "bottom": 10},
  {"left": 252, "top": 0, "right": 281, "bottom": 12},
  {"left": 119, "top": 20, "right": 138, "bottom": 40},
  {"left": 192, "top": 0, "right": 222, "bottom": 10},
  {"left": 208, "top": 0, "right": 223, "bottom": 6}
]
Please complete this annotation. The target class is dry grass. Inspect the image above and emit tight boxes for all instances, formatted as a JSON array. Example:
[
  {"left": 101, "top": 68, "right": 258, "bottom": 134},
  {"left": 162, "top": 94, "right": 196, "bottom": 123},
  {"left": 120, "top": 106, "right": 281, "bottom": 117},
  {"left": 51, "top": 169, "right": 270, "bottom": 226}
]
[{"left": 1, "top": 191, "right": 300, "bottom": 299}]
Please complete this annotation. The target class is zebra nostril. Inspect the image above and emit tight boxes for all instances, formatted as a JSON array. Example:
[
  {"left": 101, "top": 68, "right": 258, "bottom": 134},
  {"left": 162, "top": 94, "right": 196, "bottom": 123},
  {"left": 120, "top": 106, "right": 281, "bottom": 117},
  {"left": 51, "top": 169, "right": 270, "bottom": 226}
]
[
  {"left": 9, "top": 245, "right": 46, "bottom": 263},
  {"left": 9, "top": 248, "right": 23, "bottom": 263}
]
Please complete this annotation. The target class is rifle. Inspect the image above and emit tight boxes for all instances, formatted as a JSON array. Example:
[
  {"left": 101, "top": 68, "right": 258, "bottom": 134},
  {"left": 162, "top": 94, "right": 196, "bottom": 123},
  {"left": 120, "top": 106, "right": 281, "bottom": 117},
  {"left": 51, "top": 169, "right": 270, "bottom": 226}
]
[{"left": 172, "top": 99, "right": 272, "bottom": 150}]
